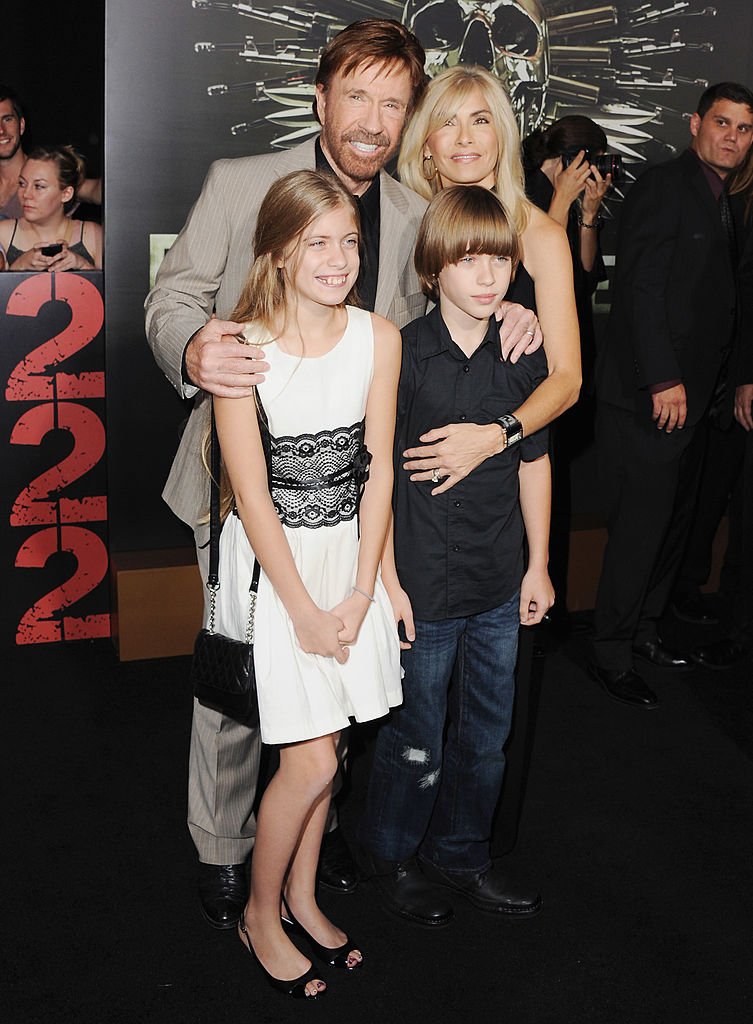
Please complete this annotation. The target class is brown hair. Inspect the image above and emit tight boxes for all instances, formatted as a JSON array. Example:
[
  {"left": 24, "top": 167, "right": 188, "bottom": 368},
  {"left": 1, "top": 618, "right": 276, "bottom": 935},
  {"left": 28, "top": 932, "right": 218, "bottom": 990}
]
[
  {"left": 313, "top": 19, "right": 426, "bottom": 120},
  {"left": 25, "top": 144, "right": 86, "bottom": 213},
  {"left": 523, "top": 115, "right": 608, "bottom": 171},
  {"left": 231, "top": 169, "right": 361, "bottom": 330},
  {"left": 414, "top": 186, "right": 520, "bottom": 302},
  {"left": 209, "top": 170, "right": 361, "bottom": 519}
]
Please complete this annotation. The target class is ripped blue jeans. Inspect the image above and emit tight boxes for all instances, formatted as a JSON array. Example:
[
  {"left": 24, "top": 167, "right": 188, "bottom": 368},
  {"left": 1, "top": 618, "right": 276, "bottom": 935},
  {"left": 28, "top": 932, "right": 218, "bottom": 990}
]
[{"left": 359, "top": 593, "right": 519, "bottom": 874}]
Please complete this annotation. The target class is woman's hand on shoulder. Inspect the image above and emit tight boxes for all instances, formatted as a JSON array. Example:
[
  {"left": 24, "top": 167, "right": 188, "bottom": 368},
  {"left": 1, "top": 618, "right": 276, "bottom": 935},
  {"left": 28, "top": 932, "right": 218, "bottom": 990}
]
[
  {"left": 495, "top": 301, "right": 542, "bottom": 363},
  {"left": 292, "top": 605, "right": 350, "bottom": 664}
]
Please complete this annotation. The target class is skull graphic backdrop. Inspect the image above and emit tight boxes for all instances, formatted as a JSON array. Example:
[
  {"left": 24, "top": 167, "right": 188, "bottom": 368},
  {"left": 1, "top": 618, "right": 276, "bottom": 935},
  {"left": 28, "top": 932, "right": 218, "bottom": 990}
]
[{"left": 190, "top": 0, "right": 721, "bottom": 183}]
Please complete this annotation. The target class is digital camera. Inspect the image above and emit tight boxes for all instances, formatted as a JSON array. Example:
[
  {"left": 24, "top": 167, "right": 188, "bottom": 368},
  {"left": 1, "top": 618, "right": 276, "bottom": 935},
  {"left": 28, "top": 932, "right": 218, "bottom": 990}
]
[{"left": 561, "top": 150, "right": 622, "bottom": 184}]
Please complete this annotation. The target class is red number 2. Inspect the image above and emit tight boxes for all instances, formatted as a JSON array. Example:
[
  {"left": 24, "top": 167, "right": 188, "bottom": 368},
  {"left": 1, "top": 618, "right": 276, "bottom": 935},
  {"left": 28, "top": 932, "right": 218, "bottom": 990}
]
[
  {"left": 15, "top": 526, "right": 110, "bottom": 644},
  {"left": 4, "top": 274, "right": 105, "bottom": 401},
  {"left": 10, "top": 402, "right": 107, "bottom": 526}
]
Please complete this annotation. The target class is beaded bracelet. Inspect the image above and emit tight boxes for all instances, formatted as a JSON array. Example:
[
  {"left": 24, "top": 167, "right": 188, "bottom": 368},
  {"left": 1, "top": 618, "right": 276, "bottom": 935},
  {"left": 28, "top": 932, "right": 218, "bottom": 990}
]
[
  {"left": 577, "top": 209, "right": 602, "bottom": 229},
  {"left": 352, "top": 585, "right": 376, "bottom": 603}
]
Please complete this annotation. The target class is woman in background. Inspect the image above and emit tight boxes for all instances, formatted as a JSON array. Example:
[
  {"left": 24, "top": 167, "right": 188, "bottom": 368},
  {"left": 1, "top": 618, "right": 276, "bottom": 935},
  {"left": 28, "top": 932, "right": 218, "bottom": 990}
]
[
  {"left": 0, "top": 144, "right": 102, "bottom": 271},
  {"left": 522, "top": 115, "right": 611, "bottom": 386},
  {"left": 521, "top": 116, "right": 612, "bottom": 626}
]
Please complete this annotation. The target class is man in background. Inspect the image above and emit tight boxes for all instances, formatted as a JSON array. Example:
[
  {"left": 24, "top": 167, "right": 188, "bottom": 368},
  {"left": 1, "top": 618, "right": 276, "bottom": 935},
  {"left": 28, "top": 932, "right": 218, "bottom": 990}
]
[
  {"left": 0, "top": 84, "right": 26, "bottom": 219},
  {"left": 590, "top": 82, "right": 753, "bottom": 707}
]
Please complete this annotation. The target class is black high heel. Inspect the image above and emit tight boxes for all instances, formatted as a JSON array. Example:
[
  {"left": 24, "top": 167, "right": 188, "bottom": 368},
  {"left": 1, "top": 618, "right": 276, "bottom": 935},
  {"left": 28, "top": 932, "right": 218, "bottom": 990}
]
[
  {"left": 281, "top": 896, "right": 363, "bottom": 970},
  {"left": 238, "top": 912, "right": 327, "bottom": 999}
]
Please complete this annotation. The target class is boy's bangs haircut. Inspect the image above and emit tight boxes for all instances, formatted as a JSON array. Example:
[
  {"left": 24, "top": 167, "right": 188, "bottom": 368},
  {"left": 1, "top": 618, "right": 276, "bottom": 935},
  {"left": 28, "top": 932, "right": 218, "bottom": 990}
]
[{"left": 415, "top": 186, "right": 520, "bottom": 300}]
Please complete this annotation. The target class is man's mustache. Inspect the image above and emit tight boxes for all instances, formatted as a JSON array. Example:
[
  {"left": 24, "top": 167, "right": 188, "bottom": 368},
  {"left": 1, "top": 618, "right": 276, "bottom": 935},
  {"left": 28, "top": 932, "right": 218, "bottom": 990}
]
[{"left": 342, "top": 131, "right": 390, "bottom": 149}]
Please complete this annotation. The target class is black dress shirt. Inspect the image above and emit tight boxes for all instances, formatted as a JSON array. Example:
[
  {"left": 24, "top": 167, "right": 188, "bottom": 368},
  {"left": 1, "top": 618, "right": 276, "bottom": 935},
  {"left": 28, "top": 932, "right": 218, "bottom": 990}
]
[
  {"left": 394, "top": 306, "right": 549, "bottom": 621},
  {"left": 315, "top": 139, "right": 380, "bottom": 312}
]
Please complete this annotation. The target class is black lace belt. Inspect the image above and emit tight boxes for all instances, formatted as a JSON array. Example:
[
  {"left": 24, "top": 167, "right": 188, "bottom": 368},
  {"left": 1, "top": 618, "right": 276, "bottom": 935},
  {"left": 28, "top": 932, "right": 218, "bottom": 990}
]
[
  {"left": 265, "top": 420, "right": 372, "bottom": 530},
  {"left": 271, "top": 446, "right": 371, "bottom": 493}
]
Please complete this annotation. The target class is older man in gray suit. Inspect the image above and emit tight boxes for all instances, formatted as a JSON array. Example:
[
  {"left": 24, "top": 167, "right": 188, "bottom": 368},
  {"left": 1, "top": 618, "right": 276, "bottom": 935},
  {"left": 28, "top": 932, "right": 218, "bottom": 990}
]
[{"left": 146, "top": 19, "right": 540, "bottom": 930}]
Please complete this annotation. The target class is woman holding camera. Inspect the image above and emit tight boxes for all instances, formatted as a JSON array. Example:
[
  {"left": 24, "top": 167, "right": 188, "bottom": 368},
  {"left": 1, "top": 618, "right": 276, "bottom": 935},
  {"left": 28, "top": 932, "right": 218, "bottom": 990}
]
[
  {"left": 0, "top": 144, "right": 102, "bottom": 271},
  {"left": 522, "top": 115, "right": 613, "bottom": 627},
  {"left": 522, "top": 116, "right": 613, "bottom": 379}
]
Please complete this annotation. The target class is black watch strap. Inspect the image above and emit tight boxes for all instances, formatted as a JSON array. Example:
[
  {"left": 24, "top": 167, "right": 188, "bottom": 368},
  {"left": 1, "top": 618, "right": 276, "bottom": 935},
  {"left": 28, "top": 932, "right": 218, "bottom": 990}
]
[{"left": 497, "top": 413, "right": 523, "bottom": 448}]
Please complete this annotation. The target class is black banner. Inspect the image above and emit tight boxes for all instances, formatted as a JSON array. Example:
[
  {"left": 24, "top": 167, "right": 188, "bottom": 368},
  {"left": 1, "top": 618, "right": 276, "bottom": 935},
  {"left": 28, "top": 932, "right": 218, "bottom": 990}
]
[{"left": 0, "top": 272, "right": 109, "bottom": 646}]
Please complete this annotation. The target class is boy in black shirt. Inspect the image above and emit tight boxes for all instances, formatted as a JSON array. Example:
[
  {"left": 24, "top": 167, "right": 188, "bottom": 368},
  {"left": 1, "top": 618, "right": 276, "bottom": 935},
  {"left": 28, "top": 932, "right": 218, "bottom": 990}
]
[{"left": 359, "top": 186, "right": 552, "bottom": 925}]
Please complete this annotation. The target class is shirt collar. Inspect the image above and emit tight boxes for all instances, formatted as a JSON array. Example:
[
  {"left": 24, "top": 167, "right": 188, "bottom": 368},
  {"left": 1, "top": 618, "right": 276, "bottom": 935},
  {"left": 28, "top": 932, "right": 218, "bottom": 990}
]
[
  {"left": 687, "top": 147, "right": 727, "bottom": 200},
  {"left": 415, "top": 304, "right": 499, "bottom": 361},
  {"left": 314, "top": 138, "right": 381, "bottom": 222}
]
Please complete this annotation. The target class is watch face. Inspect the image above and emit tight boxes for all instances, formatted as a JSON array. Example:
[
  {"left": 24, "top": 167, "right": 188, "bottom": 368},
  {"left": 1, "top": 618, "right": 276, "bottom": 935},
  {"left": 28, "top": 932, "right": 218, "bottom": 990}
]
[{"left": 500, "top": 415, "right": 523, "bottom": 444}]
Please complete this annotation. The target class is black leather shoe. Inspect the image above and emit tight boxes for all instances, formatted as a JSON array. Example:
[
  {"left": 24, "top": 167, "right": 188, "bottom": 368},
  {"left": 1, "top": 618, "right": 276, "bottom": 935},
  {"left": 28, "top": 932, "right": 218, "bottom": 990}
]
[
  {"left": 587, "top": 663, "right": 659, "bottom": 709},
  {"left": 318, "top": 827, "right": 358, "bottom": 894},
  {"left": 671, "top": 594, "right": 719, "bottom": 626},
  {"left": 358, "top": 849, "right": 453, "bottom": 927},
  {"left": 198, "top": 862, "right": 248, "bottom": 929},
  {"left": 419, "top": 859, "right": 541, "bottom": 917},
  {"left": 632, "top": 640, "right": 693, "bottom": 670},
  {"left": 692, "top": 638, "right": 748, "bottom": 670}
]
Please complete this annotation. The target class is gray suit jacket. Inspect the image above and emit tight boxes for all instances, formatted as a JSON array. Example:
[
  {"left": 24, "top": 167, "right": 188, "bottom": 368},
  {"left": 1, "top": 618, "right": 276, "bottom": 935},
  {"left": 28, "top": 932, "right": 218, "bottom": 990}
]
[{"left": 145, "top": 137, "right": 428, "bottom": 528}]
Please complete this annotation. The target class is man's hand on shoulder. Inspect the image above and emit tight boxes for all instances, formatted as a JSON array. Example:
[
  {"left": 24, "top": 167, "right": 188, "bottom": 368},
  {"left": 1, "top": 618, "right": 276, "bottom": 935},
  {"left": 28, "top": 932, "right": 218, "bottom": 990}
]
[
  {"left": 495, "top": 301, "right": 542, "bottom": 363},
  {"left": 734, "top": 383, "right": 753, "bottom": 431},
  {"left": 185, "top": 318, "right": 269, "bottom": 398},
  {"left": 651, "top": 382, "right": 687, "bottom": 432}
]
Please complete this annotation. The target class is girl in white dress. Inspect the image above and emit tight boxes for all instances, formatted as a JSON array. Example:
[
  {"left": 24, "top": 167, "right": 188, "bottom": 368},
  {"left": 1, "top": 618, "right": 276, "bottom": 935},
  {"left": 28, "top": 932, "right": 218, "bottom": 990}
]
[{"left": 212, "top": 170, "right": 402, "bottom": 999}]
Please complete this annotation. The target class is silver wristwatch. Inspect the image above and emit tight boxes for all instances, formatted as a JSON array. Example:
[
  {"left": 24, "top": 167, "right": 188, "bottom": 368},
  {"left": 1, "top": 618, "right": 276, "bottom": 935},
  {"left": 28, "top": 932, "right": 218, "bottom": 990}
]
[{"left": 496, "top": 413, "right": 523, "bottom": 449}]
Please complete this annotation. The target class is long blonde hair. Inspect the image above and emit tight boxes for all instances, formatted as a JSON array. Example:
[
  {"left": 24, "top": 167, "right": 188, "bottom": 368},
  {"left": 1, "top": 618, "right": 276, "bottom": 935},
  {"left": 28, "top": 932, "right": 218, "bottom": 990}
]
[
  {"left": 398, "top": 65, "right": 529, "bottom": 236},
  {"left": 207, "top": 169, "right": 361, "bottom": 519}
]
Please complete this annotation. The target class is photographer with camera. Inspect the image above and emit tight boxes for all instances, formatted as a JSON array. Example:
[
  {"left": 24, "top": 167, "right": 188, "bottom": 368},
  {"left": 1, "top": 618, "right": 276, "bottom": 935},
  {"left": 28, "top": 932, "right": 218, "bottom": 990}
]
[
  {"left": 523, "top": 116, "right": 615, "bottom": 382},
  {"left": 522, "top": 116, "right": 615, "bottom": 630}
]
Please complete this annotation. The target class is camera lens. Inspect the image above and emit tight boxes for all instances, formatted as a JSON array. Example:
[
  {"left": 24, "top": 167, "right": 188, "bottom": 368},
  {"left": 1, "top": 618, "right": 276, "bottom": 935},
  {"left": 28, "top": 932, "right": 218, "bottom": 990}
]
[{"left": 594, "top": 154, "right": 622, "bottom": 183}]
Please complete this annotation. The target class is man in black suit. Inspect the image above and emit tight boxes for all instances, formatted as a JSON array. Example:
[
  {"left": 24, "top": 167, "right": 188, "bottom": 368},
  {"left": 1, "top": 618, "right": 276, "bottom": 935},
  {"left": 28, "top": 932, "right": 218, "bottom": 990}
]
[{"left": 590, "top": 82, "right": 753, "bottom": 708}]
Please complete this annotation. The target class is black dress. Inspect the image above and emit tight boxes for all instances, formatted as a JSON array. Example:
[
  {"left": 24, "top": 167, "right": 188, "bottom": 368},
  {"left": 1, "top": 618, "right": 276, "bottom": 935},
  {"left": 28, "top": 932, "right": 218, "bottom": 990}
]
[{"left": 523, "top": 167, "right": 606, "bottom": 390}]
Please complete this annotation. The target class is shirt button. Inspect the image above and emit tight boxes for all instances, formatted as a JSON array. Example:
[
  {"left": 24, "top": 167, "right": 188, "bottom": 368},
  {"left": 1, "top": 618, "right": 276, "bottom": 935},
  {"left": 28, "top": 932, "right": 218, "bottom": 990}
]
[
  {"left": 454, "top": 500, "right": 462, "bottom": 508},
  {"left": 453, "top": 545, "right": 460, "bottom": 552},
  {"left": 464, "top": 365, "right": 470, "bottom": 373},
  {"left": 458, "top": 413, "right": 467, "bottom": 421}
]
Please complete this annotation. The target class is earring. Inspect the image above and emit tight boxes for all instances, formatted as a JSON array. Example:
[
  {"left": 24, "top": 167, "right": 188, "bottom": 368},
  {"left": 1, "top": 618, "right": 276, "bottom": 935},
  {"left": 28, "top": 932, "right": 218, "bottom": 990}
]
[{"left": 422, "top": 154, "right": 439, "bottom": 182}]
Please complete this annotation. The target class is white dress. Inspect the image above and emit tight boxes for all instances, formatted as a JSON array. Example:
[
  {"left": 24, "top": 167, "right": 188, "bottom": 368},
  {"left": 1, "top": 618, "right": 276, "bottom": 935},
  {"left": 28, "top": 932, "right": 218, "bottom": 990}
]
[{"left": 214, "top": 306, "right": 403, "bottom": 744}]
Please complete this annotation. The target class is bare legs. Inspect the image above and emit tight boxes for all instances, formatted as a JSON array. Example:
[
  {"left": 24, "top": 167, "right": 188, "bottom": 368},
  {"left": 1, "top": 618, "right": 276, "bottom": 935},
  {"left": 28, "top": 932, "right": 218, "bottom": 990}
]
[{"left": 239, "top": 731, "right": 360, "bottom": 996}]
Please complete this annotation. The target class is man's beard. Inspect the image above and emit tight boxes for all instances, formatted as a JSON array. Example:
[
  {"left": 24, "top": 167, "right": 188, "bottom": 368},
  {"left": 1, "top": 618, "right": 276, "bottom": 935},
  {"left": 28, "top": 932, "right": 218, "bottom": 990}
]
[
  {"left": 0, "top": 138, "right": 21, "bottom": 162},
  {"left": 324, "top": 128, "right": 396, "bottom": 182}
]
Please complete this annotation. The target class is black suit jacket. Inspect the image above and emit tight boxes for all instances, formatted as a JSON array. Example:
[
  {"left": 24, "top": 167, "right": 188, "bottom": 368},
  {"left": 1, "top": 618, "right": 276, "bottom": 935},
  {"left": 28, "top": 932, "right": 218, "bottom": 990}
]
[{"left": 596, "top": 149, "right": 737, "bottom": 427}]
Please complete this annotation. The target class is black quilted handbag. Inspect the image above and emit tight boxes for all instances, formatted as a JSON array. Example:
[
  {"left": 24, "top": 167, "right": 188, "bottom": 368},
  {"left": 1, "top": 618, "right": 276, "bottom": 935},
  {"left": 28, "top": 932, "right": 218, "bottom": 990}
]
[{"left": 189, "top": 401, "right": 261, "bottom": 725}]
